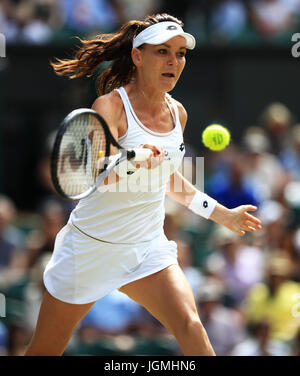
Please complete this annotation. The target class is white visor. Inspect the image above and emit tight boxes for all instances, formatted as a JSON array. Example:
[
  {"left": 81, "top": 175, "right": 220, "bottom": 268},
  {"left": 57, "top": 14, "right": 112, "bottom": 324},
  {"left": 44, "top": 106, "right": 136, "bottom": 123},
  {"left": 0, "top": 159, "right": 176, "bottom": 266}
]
[{"left": 132, "top": 21, "right": 196, "bottom": 50}]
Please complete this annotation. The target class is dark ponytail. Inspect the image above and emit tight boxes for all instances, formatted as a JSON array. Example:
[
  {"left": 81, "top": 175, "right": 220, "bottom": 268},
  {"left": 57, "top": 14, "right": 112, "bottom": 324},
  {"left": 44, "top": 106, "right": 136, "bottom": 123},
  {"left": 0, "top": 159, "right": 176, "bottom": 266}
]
[{"left": 50, "top": 14, "right": 183, "bottom": 95}]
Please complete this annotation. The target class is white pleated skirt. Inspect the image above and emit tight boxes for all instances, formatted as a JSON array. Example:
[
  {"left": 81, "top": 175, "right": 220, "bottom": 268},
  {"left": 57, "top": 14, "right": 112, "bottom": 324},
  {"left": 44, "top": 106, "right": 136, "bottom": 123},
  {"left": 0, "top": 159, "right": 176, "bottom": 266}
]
[{"left": 43, "top": 222, "right": 178, "bottom": 304}]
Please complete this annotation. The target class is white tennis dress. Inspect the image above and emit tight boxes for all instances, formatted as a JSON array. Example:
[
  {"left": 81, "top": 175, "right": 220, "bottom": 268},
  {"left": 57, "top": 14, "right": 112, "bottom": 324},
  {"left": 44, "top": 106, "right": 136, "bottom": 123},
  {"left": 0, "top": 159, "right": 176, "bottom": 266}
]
[{"left": 43, "top": 87, "right": 186, "bottom": 304}]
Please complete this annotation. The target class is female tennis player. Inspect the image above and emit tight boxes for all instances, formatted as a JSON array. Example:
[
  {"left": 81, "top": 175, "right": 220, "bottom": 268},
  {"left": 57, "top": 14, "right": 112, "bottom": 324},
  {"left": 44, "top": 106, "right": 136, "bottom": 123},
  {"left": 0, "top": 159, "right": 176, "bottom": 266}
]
[{"left": 24, "top": 13, "right": 262, "bottom": 356}]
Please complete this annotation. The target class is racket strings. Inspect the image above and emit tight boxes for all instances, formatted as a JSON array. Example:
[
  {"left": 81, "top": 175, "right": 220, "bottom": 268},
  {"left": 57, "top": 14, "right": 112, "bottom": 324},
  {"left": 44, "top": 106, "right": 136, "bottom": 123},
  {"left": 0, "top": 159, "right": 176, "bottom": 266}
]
[{"left": 56, "top": 114, "right": 107, "bottom": 197}]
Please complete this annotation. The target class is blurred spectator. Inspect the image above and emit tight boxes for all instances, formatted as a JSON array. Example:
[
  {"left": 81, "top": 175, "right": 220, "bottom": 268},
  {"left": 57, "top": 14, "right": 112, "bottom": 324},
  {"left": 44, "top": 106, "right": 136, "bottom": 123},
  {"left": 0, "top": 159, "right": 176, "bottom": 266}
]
[
  {"left": 279, "top": 124, "right": 300, "bottom": 181},
  {"left": 1, "top": 251, "right": 51, "bottom": 356},
  {"left": 242, "top": 126, "right": 288, "bottom": 202},
  {"left": 23, "top": 252, "right": 52, "bottom": 332},
  {"left": 257, "top": 200, "right": 289, "bottom": 253},
  {"left": 35, "top": 157, "right": 76, "bottom": 219},
  {"left": 0, "top": 0, "right": 19, "bottom": 42},
  {"left": 177, "top": 238, "right": 204, "bottom": 302},
  {"left": 280, "top": 225, "right": 300, "bottom": 276},
  {"left": 205, "top": 226, "right": 265, "bottom": 307},
  {"left": 259, "top": 102, "right": 294, "bottom": 156},
  {"left": 79, "top": 290, "right": 142, "bottom": 336},
  {"left": 0, "top": 194, "right": 25, "bottom": 258},
  {"left": 1, "top": 0, "right": 300, "bottom": 46},
  {"left": 249, "top": 0, "right": 298, "bottom": 40},
  {"left": 293, "top": 227, "right": 300, "bottom": 260},
  {"left": 197, "top": 278, "right": 246, "bottom": 355},
  {"left": 231, "top": 320, "right": 292, "bottom": 355},
  {"left": 208, "top": 152, "right": 260, "bottom": 209},
  {"left": 25, "top": 200, "right": 66, "bottom": 268},
  {"left": 210, "top": 0, "right": 248, "bottom": 44},
  {"left": 2, "top": 0, "right": 300, "bottom": 357},
  {"left": 118, "top": 0, "right": 161, "bottom": 21},
  {"left": 59, "top": 0, "right": 122, "bottom": 34},
  {"left": 20, "top": 2, "right": 53, "bottom": 45},
  {"left": 0, "top": 195, "right": 27, "bottom": 289},
  {"left": 0, "top": 321, "right": 8, "bottom": 355},
  {"left": 6, "top": 321, "right": 31, "bottom": 356},
  {"left": 70, "top": 289, "right": 177, "bottom": 355},
  {"left": 283, "top": 0, "right": 300, "bottom": 14},
  {"left": 283, "top": 181, "right": 300, "bottom": 222},
  {"left": 244, "top": 252, "right": 300, "bottom": 343},
  {"left": 0, "top": 0, "right": 62, "bottom": 44}
]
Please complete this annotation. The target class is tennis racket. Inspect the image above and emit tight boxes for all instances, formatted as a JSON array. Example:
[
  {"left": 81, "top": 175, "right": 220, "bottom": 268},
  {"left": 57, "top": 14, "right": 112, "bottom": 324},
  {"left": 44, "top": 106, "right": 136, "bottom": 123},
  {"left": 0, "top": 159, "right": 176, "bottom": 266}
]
[{"left": 51, "top": 108, "right": 152, "bottom": 201}]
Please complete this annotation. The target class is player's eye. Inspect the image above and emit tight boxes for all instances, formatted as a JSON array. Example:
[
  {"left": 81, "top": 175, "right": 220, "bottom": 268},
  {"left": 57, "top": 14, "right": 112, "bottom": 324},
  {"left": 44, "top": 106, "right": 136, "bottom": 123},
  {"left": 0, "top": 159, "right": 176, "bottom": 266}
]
[
  {"left": 158, "top": 49, "right": 167, "bottom": 54},
  {"left": 177, "top": 51, "right": 186, "bottom": 58}
]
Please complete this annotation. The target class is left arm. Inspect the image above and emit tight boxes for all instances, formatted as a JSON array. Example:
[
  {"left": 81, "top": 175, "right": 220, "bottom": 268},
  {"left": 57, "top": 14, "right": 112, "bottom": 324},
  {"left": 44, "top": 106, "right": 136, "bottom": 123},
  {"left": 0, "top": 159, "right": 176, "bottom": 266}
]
[
  {"left": 166, "top": 171, "right": 261, "bottom": 236},
  {"left": 167, "top": 100, "right": 262, "bottom": 236}
]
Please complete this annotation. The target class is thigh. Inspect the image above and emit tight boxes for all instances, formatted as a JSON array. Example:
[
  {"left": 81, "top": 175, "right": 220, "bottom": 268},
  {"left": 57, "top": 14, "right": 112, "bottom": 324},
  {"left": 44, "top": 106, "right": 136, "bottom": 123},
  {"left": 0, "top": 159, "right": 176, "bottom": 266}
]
[
  {"left": 119, "top": 264, "right": 199, "bottom": 335},
  {"left": 25, "top": 290, "right": 95, "bottom": 355}
]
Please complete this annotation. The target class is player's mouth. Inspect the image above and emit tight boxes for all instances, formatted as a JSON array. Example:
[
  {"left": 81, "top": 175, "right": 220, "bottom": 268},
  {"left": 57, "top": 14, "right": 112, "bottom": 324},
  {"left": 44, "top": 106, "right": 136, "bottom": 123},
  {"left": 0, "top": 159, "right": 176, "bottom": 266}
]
[{"left": 162, "top": 73, "right": 175, "bottom": 78}]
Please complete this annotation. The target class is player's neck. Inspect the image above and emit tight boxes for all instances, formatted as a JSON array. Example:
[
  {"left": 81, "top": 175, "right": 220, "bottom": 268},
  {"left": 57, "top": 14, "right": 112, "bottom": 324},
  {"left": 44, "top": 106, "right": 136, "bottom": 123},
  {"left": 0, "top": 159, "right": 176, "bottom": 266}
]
[{"left": 128, "top": 82, "right": 166, "bottom": 115}]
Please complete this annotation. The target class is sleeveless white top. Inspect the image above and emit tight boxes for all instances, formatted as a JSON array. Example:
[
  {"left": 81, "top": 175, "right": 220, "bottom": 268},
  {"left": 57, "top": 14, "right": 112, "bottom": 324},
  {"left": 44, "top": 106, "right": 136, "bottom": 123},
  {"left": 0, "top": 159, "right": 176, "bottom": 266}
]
[{"left": 69, "top": 87, "right": 185, "bottom": 244}]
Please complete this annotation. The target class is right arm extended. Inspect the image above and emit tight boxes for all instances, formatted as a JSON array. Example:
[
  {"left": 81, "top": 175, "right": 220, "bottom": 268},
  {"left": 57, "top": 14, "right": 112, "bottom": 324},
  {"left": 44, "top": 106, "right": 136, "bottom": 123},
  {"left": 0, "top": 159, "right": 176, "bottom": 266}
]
[{"left": 91, "top": 93, "right": 163, "bottom": 185}]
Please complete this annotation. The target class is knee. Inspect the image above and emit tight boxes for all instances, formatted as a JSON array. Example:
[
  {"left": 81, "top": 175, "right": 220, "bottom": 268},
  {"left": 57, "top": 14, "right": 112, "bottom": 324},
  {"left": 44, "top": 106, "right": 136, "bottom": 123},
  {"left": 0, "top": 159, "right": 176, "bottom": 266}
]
[
  {"left": 174, "top": 312, "right": 206, "bottom": 338},
  {"left": 185, "top": 316, "right": 207, "bottom": 336}
]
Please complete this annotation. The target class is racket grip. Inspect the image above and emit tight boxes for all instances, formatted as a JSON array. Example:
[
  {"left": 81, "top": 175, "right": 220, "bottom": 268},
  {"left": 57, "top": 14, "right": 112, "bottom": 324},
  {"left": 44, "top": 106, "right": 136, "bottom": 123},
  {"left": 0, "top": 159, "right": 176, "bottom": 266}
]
[{"left": 130, "top": 148, "right": 152, "bottom": 161}]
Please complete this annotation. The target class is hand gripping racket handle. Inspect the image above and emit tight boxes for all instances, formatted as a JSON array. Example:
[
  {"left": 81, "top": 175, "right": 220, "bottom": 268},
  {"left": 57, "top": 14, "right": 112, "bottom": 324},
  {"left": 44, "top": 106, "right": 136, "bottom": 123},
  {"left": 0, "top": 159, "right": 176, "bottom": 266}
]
[{"left": 127, "top": 148, "right": 152, "bottom": 161}]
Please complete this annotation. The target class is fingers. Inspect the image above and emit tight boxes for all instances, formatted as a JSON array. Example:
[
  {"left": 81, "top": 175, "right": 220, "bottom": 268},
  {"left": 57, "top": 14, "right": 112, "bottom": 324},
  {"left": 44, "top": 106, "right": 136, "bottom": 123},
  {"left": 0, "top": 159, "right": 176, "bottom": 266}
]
[
  {"left": 142, "top": 144, "right": 165, "bottom": 169},
  {"left": 244, "top": 212, "right": 262, "bottom": 230},
  {"left": 239, "top": 217, "right": 262, "bottom": 234},
  {"left": 241, "top": 221, "right": 256, "bottom": 233},
  {"left": 236, "top": 229, "right": 246, "bottom": 236},
  {"left": 229, "top": 205, "right": 263, "bottom": 236},
  {"left": 244, "top": 217, "right": 262, "bottom": 230},
  {"left": 143, "top": 144, "right": 164, "bottom": 157},
  {"left": 244, "top": 205, "right": 258, "bottom": 212},
  {"left": 237, "top": 205, "right": 262, "bottom": 231}
]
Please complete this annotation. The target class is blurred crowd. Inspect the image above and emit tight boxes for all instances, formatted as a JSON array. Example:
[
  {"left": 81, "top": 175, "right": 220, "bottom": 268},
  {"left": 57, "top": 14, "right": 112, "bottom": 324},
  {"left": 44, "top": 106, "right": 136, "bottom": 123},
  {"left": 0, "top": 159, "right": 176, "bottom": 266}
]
[
  {"left": 1, "top": 0, "right": 300, "bottom": 358},
  {"left": 1, "top": 0, "right": 300, "bottom": 46},
  {"left": 0, "top": 100, "right": 300, "bottom": 356}
]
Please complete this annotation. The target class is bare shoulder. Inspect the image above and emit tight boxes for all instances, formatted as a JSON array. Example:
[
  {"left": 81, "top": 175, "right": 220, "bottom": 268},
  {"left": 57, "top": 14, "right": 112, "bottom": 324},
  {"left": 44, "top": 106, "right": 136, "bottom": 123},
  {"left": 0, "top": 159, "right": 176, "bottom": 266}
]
[
  {"left": 91, "top": 91, "right": 124, "bottom": 135},
  {"left": 172, "top": 98, "right": 188, "bottom": 132}
]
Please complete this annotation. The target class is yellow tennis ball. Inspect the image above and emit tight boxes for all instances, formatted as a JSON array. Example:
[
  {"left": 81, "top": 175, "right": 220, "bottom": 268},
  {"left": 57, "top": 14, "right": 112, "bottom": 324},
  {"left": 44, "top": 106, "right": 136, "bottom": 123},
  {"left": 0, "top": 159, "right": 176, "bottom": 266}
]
[
  {"left": 98, "top": 150, "right": 104, "bottom": 158},
  {"left": 202, "top": 124, "right": 231, "bottom": 151}
]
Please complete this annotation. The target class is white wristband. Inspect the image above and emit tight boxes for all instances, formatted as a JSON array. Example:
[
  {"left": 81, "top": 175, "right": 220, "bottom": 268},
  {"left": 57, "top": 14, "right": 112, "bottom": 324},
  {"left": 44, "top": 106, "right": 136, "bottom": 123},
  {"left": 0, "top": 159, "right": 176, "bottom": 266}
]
[{"left": 188, "top": 191, "right": 217, "bottom": 219}]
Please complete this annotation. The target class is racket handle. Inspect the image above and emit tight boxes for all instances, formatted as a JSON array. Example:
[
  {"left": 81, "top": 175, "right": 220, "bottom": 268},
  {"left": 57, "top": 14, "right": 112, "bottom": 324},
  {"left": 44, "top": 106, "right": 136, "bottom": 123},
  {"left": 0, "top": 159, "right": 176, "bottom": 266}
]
[{"left": 129, "top": 148, "right": 152, "bottom": 161}]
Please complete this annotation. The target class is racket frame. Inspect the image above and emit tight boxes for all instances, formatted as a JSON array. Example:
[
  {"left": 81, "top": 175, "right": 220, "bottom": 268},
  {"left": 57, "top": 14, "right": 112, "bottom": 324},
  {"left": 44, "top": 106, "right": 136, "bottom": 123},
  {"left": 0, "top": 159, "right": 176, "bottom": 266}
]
[{"left": 51, "top": 109, "right": 144, "bottom": 201}]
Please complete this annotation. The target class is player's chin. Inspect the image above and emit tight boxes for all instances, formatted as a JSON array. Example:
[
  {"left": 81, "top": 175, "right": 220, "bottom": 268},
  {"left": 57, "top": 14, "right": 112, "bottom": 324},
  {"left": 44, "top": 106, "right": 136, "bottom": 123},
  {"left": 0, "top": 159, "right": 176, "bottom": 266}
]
[{"left": 160, "top": 78, "right": 178, "bottom": 91}]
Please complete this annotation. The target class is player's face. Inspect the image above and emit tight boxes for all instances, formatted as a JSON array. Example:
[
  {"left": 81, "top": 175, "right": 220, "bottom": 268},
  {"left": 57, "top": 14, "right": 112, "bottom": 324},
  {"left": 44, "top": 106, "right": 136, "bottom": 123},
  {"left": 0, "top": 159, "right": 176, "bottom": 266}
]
[{"left": 135, "top": 36, "right": 186, "bottom": 91}]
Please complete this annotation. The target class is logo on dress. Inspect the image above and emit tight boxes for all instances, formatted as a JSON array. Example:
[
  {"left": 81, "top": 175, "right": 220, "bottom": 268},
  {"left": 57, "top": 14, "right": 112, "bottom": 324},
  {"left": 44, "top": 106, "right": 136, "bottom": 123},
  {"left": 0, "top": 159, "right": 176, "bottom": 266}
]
[
  {"left": 163, "top": 150, "right": 171, "bottom": 161},
  {"left": 167, "top": 25, "right": 178, "bottom": 30},
  {"left": 203, "top": 201, "right": 208, "bottom": 208},
  {"left": 179, "top": 143, "right": 185, "bottom": 152}
]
